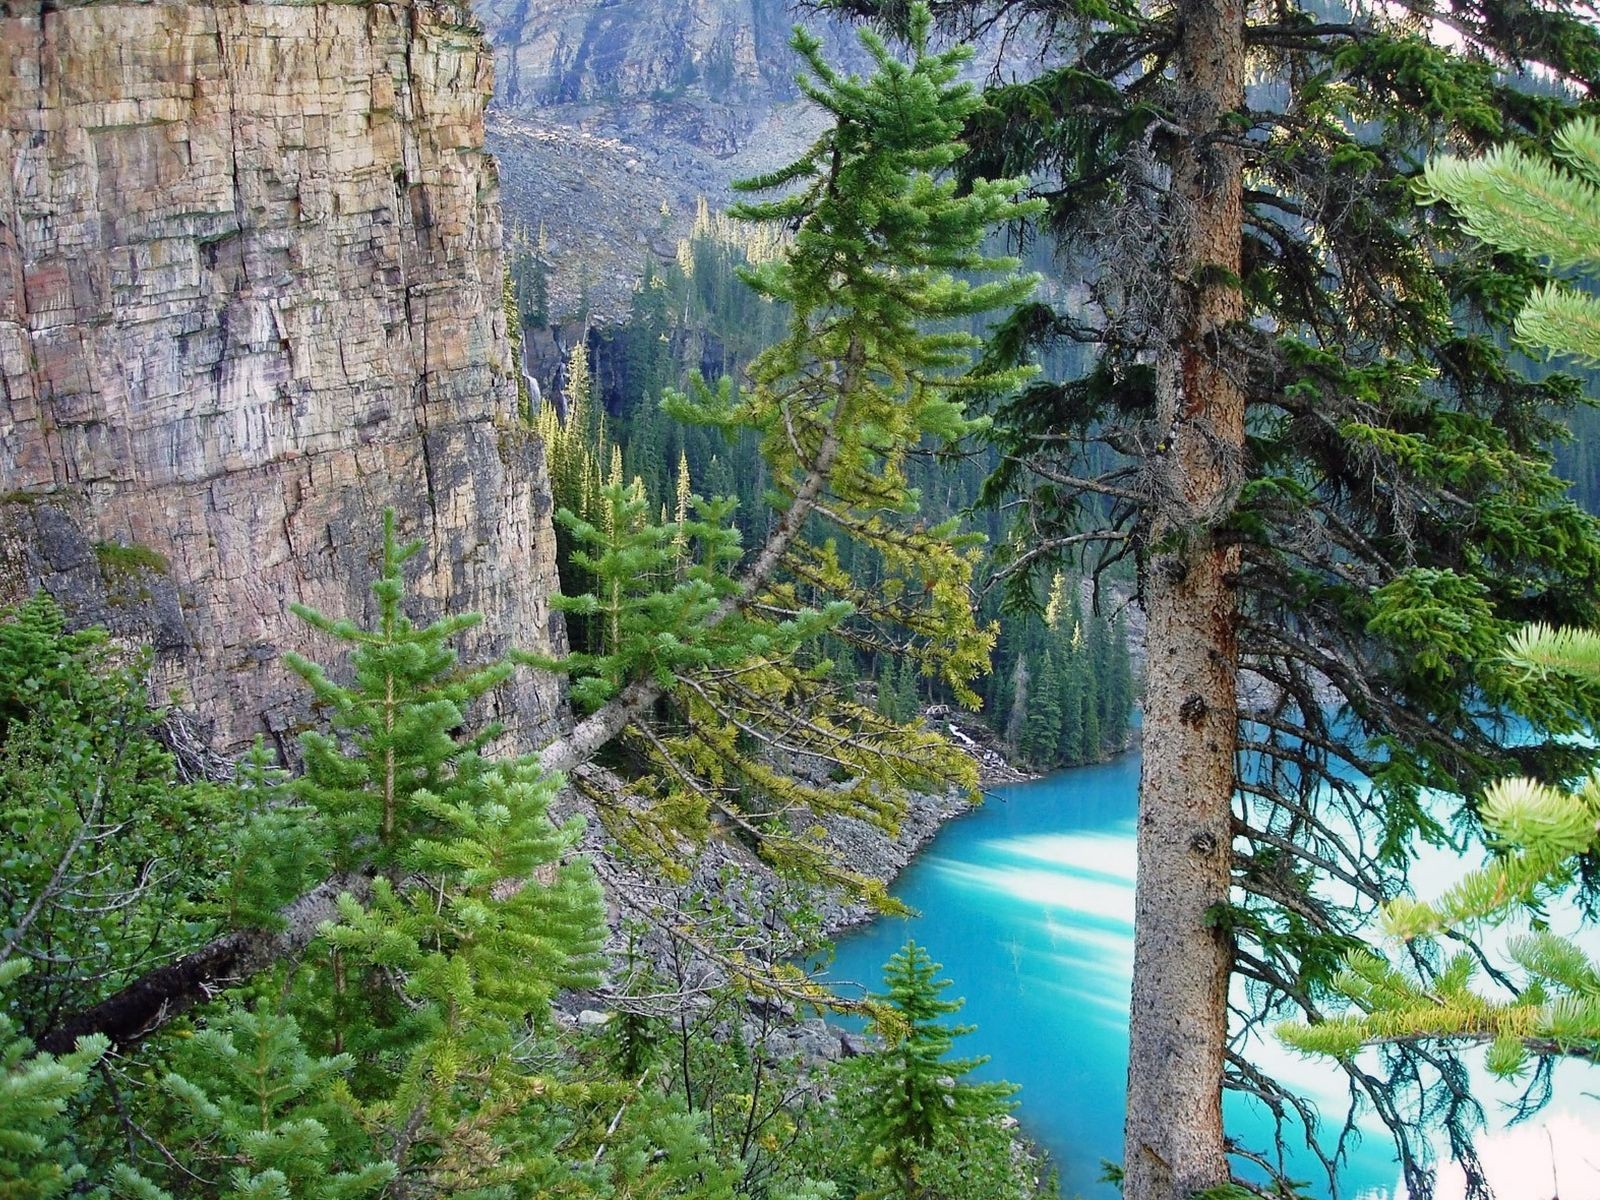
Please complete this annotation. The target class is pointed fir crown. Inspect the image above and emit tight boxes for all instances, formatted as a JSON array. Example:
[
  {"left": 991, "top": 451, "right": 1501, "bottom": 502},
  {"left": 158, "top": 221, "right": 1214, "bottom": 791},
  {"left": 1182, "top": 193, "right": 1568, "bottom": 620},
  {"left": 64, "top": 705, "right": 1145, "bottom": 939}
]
[{"left": 673, "top": 3, "right": 1043, "bottom": 500}]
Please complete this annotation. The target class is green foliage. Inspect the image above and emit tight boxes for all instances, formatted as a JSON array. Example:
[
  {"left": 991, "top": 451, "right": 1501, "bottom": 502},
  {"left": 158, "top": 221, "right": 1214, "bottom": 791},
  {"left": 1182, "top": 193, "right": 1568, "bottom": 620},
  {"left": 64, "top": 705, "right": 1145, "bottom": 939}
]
[
  {"left": 1283, "top": 623, "right": 1600, "bottom": 1075},
  {"left": 623, "top": 879, "right": 841, "bottom": 1197},
  {"left": 1284, "top": 116, "right": 1600, "bottom": 1081},
  {"left": 0, "top": 961, "right": 105, "bottom": 1200},
  {"left": 0, "top": 594, "right": 241, "bottom": 1023},
  {"left": 1420, "top": 118, "right": 1600, "bottom": 363},
  {"left": 110, "top": 1008, "right": 393, "bottom": 1200},
  {"left": 833, "top": 942, "right": 1030, "bottom": 1200},
  {"left": 1365, "top": 569, "right": 1502, "bottom": 684},
  {"left": 542, "top": 482, "right": 840, "bottom": 711},
  {"left": 92, "top": 540, "right": 170, "bottom": 579},
  {"left": 244, "top": 514, "right": 613, "bottom": 1194},
  {"left": 876, "top": 656, "right": 923, "bottom": 724},
  {"left": 221, "top": 742, "right": 326, "bottom": 931},
  {"left": 660, "top": 9, "right": 1042, "bottom": 707},
  {"left": 1, "top": 516, "right": 637, "bottom": 1198},
  {"left": 996, "top": 573, "right": 1133, "bottom": 769},
  {"left": 6, "top": 512, "right": 991, "bottom": 1199},
  {"left": 284, "top": 512, "right": 520, "bottom": 866}
]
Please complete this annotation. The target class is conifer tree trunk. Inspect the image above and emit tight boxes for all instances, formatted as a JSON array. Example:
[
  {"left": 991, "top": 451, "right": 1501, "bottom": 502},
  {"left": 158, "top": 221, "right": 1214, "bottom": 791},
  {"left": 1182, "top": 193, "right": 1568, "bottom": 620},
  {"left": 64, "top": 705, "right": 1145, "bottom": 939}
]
[{"left": 1124, "top": 0, "right": 1244, "bottom": 1196}]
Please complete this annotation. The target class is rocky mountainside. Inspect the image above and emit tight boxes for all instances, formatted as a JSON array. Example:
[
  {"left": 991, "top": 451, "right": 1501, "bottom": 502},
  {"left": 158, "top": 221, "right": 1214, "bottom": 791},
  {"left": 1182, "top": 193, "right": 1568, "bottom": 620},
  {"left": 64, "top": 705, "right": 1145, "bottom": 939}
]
[
  {"left": 0, "top": 0, "right": 566, "bottom": 755},
  {"left": 476, "top": 0, "right": 872, "bottom": 150},
  {"left": 475, "top": 0, "right": 1020, "bottom": 326},
  {"left": 474, "top": 0, "right": 879, "bottom": 323}
]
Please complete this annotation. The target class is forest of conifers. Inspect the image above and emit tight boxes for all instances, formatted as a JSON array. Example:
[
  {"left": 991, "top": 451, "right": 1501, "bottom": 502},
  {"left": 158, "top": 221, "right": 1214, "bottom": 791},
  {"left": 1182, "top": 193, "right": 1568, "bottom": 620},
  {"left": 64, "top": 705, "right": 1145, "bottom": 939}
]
[{"left": 9, "top": 1, "right": 1600, "bottom": 1199}]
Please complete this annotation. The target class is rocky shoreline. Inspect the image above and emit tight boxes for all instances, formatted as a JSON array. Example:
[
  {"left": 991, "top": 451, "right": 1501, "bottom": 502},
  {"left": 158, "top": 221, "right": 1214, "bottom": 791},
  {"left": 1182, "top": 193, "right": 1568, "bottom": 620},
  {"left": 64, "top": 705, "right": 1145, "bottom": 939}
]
[
  {"left": 560, "top": 712, "right": 1034, "bottom": 1057},
  {"left": 812, "top": 713, "right": 1036, "bottom": 937}
]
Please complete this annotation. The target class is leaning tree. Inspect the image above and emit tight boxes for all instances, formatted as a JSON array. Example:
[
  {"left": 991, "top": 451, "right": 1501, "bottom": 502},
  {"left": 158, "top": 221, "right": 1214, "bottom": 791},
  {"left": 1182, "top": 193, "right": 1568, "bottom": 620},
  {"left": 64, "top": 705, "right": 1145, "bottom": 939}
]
[
  {"left": 24, "top": 10, "right": 1040, "bottom": 1067},
  {"left": 828, "top": 0, "right": 1600, "bottom": 1196}
]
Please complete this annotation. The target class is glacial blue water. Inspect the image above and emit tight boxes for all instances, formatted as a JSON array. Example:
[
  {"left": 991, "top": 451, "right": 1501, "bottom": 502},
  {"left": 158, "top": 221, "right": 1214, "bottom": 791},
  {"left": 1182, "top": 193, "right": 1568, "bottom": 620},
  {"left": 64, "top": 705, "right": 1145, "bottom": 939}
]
[{"left": 824, "top": 755, "right": 1407, "bottom": 1200}]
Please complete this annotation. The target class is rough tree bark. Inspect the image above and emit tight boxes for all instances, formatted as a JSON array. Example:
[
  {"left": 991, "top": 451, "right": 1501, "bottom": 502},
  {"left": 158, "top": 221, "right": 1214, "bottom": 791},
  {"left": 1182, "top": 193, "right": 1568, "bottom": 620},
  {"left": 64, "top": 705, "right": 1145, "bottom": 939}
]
[
  {"left": 35, "top": 874, "right": 370, "bottom": 1054},
  {"left": 1123, "top": 0, "right": 1245, "bottom": 1195}
]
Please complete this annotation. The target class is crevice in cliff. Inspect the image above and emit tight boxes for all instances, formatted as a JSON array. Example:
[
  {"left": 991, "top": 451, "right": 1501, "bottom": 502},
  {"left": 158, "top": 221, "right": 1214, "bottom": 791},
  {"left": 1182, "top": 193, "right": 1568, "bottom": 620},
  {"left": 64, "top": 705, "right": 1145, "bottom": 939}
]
[
  {"left": 418, "top": 397, "right": 442, "bottom": 550},
  {"left": 215, "top": 18, "right": 247, "bottom": 251}
]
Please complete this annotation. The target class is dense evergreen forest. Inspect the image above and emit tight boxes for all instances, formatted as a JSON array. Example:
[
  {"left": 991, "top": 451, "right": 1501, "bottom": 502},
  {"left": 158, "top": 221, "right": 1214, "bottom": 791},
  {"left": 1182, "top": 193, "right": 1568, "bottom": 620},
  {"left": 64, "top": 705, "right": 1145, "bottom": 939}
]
[
  {"left": 10, "top": 3, "right": 1600, "bottom": 1200},
  {"left": 508, "top": 208, "right": 1136, "bottom": 771}
]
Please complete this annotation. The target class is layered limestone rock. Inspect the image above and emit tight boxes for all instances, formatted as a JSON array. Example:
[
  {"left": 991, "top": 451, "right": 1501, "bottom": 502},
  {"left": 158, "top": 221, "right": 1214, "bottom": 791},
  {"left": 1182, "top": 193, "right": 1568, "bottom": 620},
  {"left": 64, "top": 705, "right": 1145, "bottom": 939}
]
[{"left": 0, "top": 0, "right": 566, "bottom": 755}]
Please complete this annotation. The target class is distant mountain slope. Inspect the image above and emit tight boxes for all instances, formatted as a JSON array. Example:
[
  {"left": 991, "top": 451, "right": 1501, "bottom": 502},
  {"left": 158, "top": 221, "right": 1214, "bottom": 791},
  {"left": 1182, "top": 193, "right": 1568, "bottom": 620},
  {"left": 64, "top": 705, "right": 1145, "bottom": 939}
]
[
  {"left": 474, "top": 0, "right": 913, "bottom": 323},
  {"left": 477, "top": 0, "right": 849, "bottom": 146}
]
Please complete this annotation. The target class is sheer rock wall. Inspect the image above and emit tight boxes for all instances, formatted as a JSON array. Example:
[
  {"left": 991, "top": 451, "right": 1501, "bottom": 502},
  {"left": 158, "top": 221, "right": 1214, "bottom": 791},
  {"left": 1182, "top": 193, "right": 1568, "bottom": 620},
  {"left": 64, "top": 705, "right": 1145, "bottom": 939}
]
[{"left": 0, "top": 0, "right": 566, "bottom": 755}]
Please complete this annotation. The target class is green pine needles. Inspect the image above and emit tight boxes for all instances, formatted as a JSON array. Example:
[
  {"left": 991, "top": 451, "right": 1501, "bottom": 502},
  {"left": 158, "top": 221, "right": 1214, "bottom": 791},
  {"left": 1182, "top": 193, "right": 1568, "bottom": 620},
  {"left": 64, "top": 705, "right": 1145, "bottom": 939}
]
[
  {"left": 284, "top": 513, "right": 522, "bottom": 866},
  {"left": 0, "top": 962, "right": 106, "bottom": 1200},
  {"left": 1420, "top": 118, "right": 1600, "bottom": 364},
  {"left": 836, "top": 941, "right": 1030, "bottom": 1200},
  {"left": 258, "top": 512, "right": 611, "bottom": 1190},
  {"left": 0, "top": 591, "right": 262, "bottom": 1059},
  {"left": 1285, "top": 124, "right": 1600, "bottom": 1076},
  {"left": 0, "top": 514, "right": 622, "bottom": 1195},
  {"left": 111, "top": 1008, "right": 393, "bottom": 1200},
  {"left": 531, "top": 9, "right": 1044, "bottom": 891},
  {"left": 1281, "top": 624, "right": 1600, "bottom": 1076}
]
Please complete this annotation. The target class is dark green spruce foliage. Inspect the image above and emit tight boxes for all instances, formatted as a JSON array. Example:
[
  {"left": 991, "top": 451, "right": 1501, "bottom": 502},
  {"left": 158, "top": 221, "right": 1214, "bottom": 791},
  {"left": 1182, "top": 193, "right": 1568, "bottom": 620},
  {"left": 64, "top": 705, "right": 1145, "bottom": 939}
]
[
  {"left": 0, "top": 962, "right": 105, "bottom": 1200},
  {"left": 1285, "top": 120, "right": 1600, "bottom": 1077},
  {"left": 836, "top": 942, "right": 1028, "bottom": 1200},
  {"left": 999, "top": 577, "right": 1132, "bottom": 768},
  {"left": 0, "top": 593, "right": 239, "bottom": 1029},
  {"left": 110, "top": 1008, "right": 393, "bottom": 1200}
]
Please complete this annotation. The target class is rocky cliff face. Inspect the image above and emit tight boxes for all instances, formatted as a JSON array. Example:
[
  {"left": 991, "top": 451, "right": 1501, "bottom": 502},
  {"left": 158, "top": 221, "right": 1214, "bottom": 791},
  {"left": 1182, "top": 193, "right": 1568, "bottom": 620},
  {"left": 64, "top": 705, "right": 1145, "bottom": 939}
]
[
  {"left": 480, "top": 0, "right": 825, "bottom": 150},
  {"left": 476, "top": 0, "right": 859, "bottom": 323},
  {"left": 0, "top": 0, "right": 566, "bottom": 755}
]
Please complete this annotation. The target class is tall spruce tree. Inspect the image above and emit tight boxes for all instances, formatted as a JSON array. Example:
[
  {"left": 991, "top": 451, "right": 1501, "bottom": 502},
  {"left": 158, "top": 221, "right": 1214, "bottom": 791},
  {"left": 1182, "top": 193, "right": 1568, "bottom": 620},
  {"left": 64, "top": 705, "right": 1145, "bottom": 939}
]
[{"left": 827, "top": 1, "right": 1600, "bottom": 1196}]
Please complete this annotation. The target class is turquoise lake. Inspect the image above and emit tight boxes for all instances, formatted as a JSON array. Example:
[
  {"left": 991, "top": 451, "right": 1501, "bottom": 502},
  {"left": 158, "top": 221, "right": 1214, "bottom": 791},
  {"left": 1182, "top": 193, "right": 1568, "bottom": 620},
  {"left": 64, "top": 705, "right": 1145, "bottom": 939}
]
[{"left": 823, "top": 753, "right": 1600, "bottom": 1200}]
